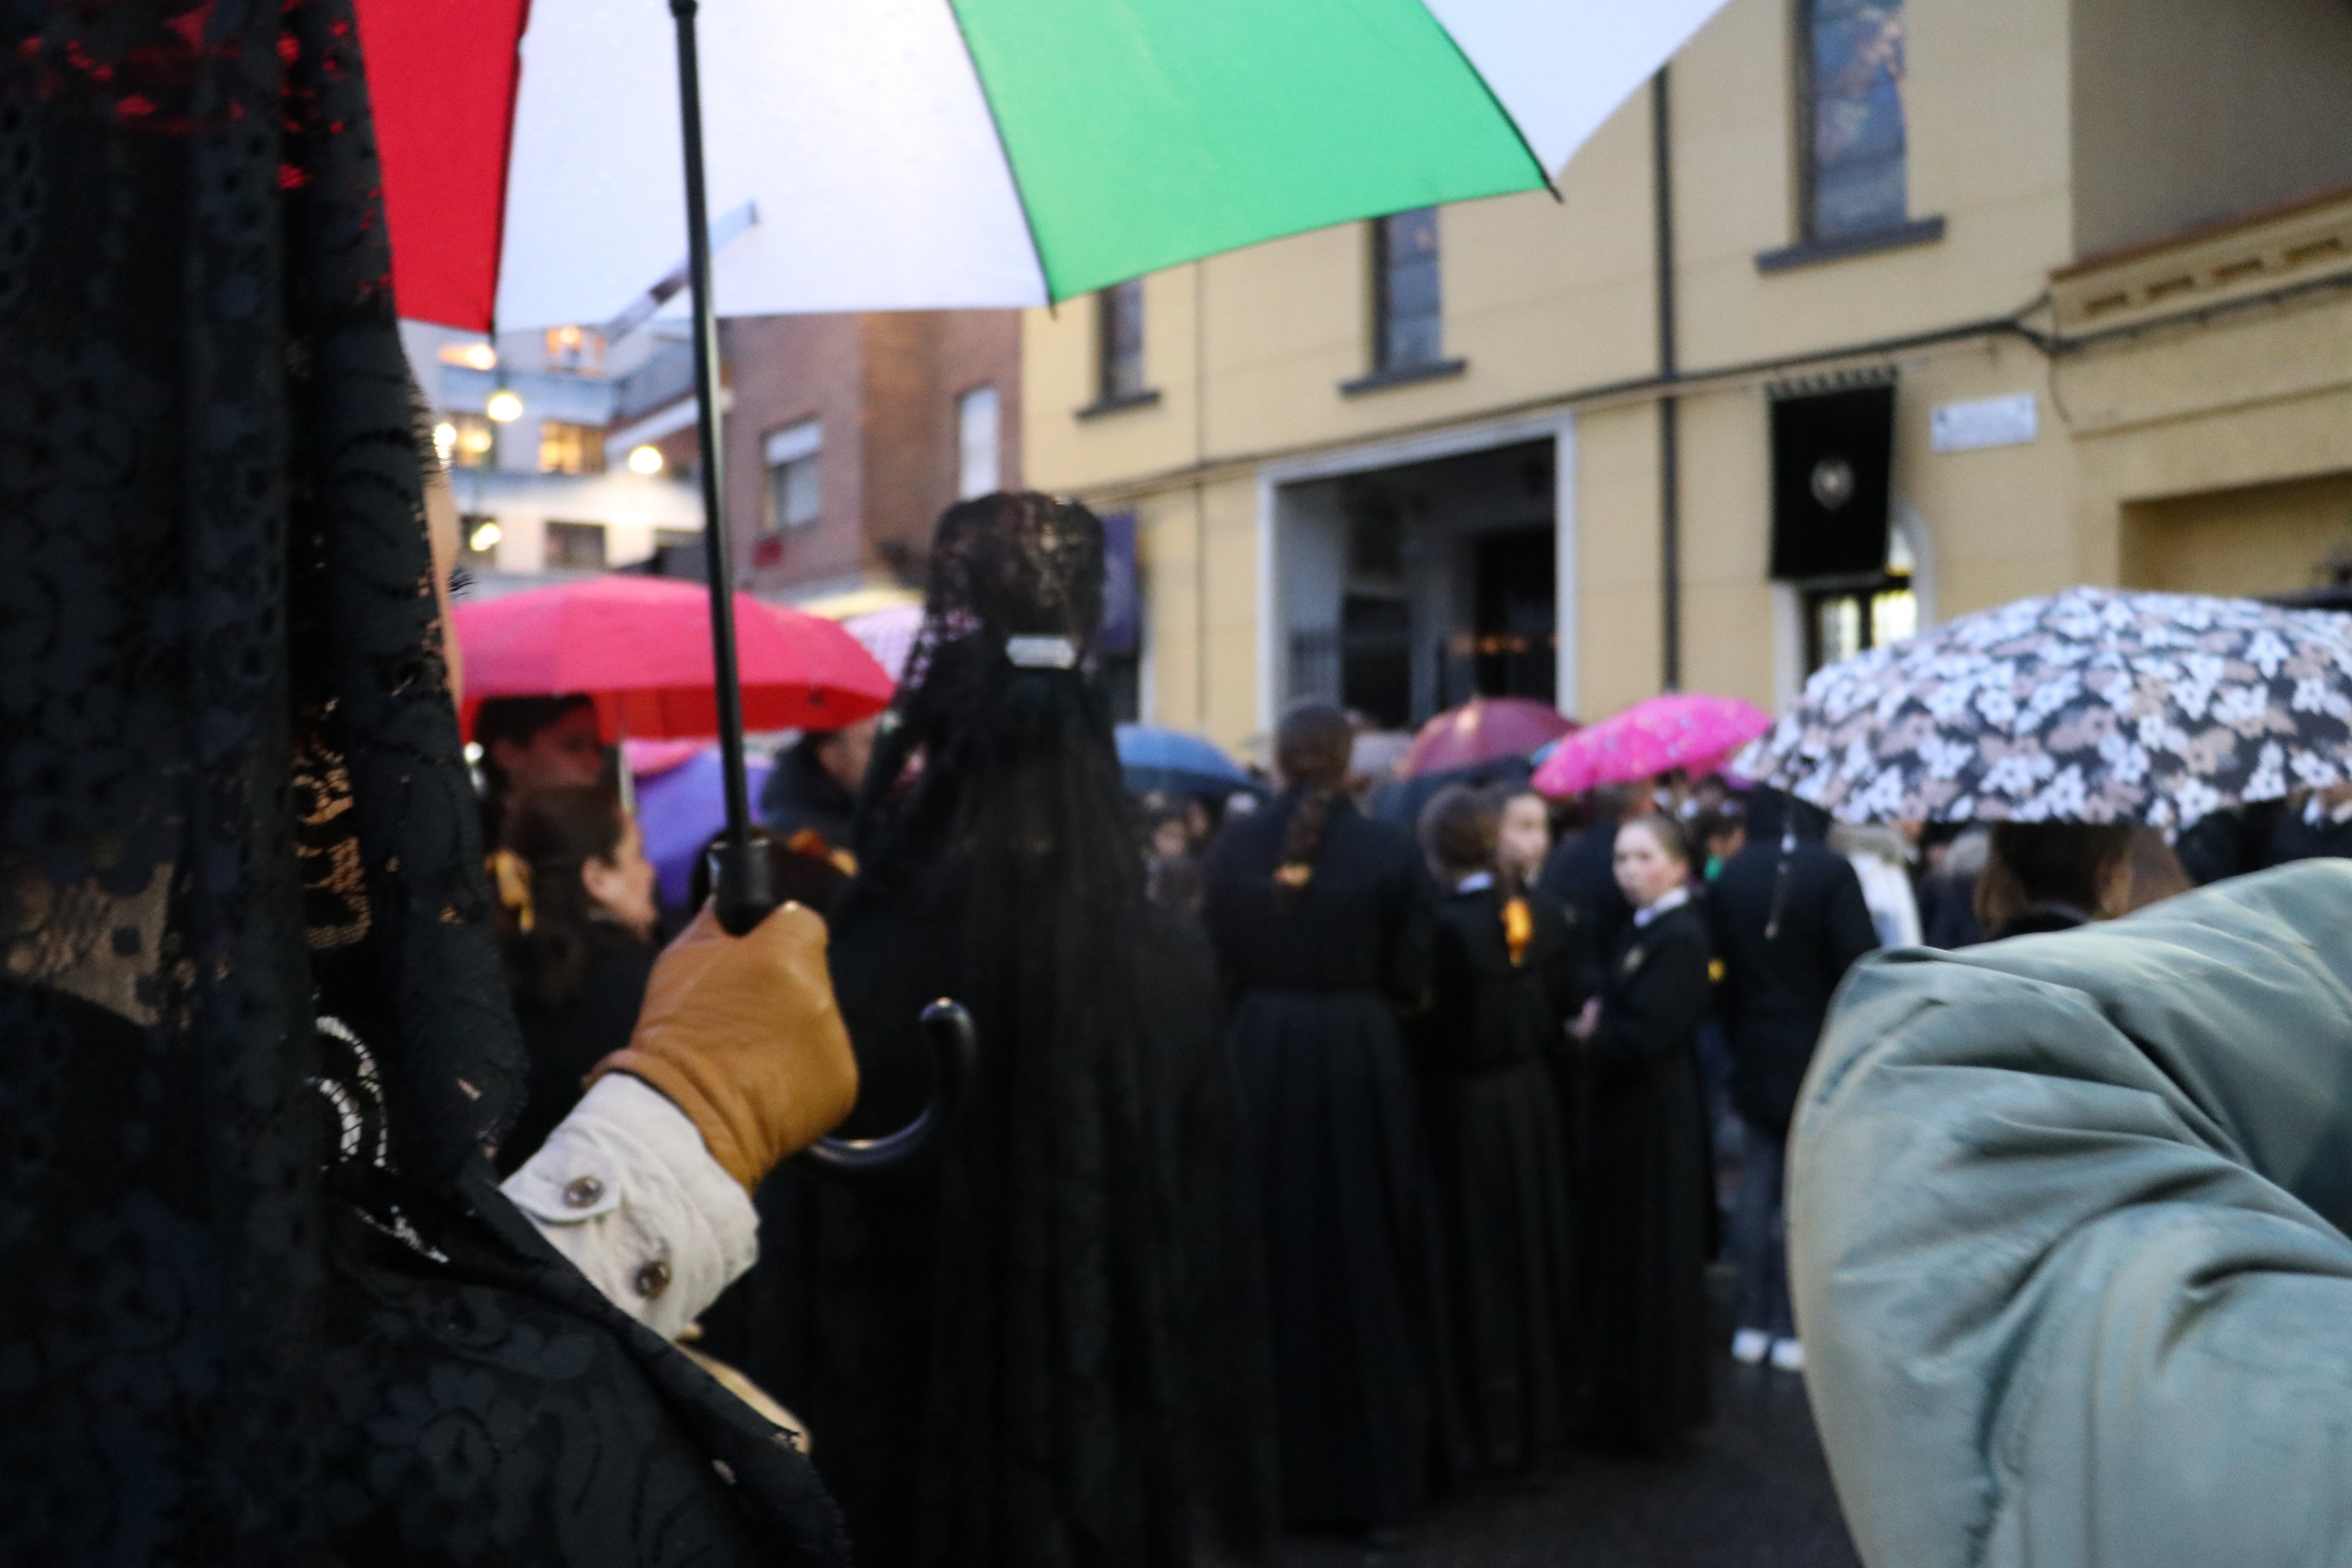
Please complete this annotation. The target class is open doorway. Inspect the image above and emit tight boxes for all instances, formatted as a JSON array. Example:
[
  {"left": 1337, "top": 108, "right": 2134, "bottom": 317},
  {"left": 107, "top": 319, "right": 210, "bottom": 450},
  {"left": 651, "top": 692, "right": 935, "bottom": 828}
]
[{"left": 1275, "top": 436, "right": 1559, "bottom": 729}]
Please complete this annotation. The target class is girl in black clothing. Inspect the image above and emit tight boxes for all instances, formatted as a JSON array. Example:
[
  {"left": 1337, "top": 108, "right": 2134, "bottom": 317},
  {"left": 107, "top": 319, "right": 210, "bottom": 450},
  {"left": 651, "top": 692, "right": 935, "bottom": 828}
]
[
  {"left": 1568, "top": 813, "right": 1716, "bottom": 1445},
  {"left": 495, "top": 786, "right": 662, "bottom": 1171},
  {"left": 1202, "top": 704, "right": 1459, "bottom": 1534},
  {"left": 1417, "top": 786, "right": 1587, "bottom": 1477}
]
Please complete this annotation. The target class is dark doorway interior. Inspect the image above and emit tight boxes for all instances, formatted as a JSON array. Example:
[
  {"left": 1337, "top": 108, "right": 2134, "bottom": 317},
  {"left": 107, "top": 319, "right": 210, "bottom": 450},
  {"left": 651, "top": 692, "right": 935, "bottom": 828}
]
[
  {"left": 1341, "top": 593, "right": 1414, "bottom": 729},
  {"left": 1466, "top": 526, "right": 1556, "bottom": 706},
  {"left": 1280, "top": 436, "right": 1559, "bottom": 728}
]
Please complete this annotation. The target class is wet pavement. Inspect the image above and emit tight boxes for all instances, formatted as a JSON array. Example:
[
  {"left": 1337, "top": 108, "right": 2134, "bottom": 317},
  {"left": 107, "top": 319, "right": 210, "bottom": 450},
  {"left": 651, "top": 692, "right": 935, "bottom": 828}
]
[{"left": 1281, "top": 1347, "right": 1861, "bottom": 1568}]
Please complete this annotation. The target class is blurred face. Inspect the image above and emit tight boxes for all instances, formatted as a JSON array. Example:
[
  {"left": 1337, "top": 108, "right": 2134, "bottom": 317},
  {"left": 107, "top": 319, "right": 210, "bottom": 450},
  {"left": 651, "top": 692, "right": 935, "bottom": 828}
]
[
  {"left": 491, "top": 705, "right": 604, "bottom": 801},
  {"left": 1497, "top": 795, "right": 1550, "bottom": 881},
  {"left": 581, "top": 815, "right": 660, "bottom": 940},
  {"left": 1707, "top": 824, "right": 1747, "bottom": 865},
  {"left": 1151, "top": 818, "right": 1192, "bottom": 860},
  {"left": 1614, "top": 820, "right": 1688, "bottom": 909},
  {"left": 815, "top": 717, "right": 879, "bottom": 795}
]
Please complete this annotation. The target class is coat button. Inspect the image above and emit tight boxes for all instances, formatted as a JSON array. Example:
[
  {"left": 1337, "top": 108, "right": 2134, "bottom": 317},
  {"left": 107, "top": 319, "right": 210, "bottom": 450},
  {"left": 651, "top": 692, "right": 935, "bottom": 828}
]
[
  {"left": 633, "top": 1259, "right": 672, "bottom": 1299},
  {"left": 563, "top": 1175, "right": 604, "bottom": 1209}
]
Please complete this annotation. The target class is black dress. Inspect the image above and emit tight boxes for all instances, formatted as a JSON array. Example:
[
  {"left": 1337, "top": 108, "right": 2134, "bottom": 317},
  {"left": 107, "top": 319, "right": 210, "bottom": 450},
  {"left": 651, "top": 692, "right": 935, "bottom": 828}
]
[
  {"left": 1580, "top": 898, "right": 1717, "bottom": 1444},
  {"left": 499, "top": 927, "right": 659, "bottom": 1172},
  {"left": 1419, "top": 882, "right": 1587, "bottom": 1475},
  {"left": 1201, "top": 793, "right": 1459, "bottom": 1528}
]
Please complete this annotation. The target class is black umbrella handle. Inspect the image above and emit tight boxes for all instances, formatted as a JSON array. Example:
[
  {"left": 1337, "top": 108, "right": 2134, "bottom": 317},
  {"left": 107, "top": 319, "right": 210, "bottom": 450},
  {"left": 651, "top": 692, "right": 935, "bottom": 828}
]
[
  {"left": 708, "top": 839, "right": 777, "bottom": 937},
  {"left": 800, "top": 1000, "right": 978, "bottom": 1177}
]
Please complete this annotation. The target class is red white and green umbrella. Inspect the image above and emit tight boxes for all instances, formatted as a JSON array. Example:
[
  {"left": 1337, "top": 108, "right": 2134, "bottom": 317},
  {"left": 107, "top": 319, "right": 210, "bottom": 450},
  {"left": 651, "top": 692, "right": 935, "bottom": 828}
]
[
  {"left": 359, "top": 0, "right": 1731, "bottom": 328},
  {"left": 352, "top": 0, "right": 1729, "bottom": 928}
]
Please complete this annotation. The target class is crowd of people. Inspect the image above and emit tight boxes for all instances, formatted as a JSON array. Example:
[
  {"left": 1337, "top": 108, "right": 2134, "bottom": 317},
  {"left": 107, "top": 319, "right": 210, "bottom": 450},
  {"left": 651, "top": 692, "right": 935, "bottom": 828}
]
[{"left": 454, "top": 587, "right": 2352, "bottom": 1567}]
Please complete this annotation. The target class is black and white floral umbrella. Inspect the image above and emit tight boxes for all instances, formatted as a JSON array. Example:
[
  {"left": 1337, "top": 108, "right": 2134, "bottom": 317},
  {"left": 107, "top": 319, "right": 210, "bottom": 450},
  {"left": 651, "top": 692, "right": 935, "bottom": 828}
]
[{"left": 1733, "top": 586, "right": 2352, "bottom": 826}]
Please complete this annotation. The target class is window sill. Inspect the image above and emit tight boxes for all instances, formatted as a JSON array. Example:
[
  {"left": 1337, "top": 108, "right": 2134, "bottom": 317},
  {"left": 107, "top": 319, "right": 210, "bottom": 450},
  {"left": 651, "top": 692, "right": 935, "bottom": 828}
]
[
  {"left": 1076, "top": 388, "right": 1163, "bottom": 420},
  {"left": 1755, "top": 215, "right": 1947, "bottom": 274},
  {"left": 1339, "top": 358, "right": 1468, "bottom": 397}
]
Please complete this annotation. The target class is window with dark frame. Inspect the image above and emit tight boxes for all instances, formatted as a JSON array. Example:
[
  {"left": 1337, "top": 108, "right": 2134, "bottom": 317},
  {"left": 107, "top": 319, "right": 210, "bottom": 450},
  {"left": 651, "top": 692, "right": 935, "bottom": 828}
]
[
  {"left": 1372, "top": 208, "right": 1443, "bottom": 372},
  {"left": 1800, "top": 0, "right": 1911, "bottom": 241},
  {"left": 762, "top": 420, "right": 822, "bottom": 532},
  {"left": 537, "top": 420, "right": 606, "bottom": 475},
  {"left": 544, "top": 520, "right": 608, "bottom": 571},
  {"left": 1803, "top": 577, "right": 1917, "bottom": 672},
  {"left": 1098, "top": 280, "right": 1146, "bottom": 404}
]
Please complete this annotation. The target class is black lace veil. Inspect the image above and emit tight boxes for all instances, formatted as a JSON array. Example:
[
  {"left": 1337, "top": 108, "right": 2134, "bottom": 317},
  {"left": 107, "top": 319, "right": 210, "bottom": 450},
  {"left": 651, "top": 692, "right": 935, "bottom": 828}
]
[
  {"left": 793, "top": 494, "right": 1272, "bottom": 1566},
  {"left": 0, "top": 4, "right": 842, "bottom": 1562}
]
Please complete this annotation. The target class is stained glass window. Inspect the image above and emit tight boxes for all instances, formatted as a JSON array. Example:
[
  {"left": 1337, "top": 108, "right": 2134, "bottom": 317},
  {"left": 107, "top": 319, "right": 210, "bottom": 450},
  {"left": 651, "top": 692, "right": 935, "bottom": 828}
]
[{"left": 1805, "top": 0, "right": 1910, "bottom": 240}]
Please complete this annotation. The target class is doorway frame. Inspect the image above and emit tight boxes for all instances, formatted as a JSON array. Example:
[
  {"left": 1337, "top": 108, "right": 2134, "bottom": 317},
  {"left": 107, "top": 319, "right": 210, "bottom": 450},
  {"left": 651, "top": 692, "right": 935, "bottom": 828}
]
[{"left": 1255, "top": 412, "right": 1579, "bottom": 733}]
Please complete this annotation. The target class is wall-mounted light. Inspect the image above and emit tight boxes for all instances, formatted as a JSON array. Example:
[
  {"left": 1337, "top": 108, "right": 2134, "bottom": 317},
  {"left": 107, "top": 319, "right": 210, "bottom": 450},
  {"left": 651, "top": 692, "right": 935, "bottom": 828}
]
[
  {"left": 468, "top": 521, "right": 503, "bottom": 553},
  {"left": 485, "top": 390, "right": 524, "bottom": 423},
  {"left": 628, "top": 444, "right": 665, "bottom": 475},
  {"left": 439, "top": 342, "right": 498, "bottom": 371},
  {"left": 432, "top": 421, "right": 457, "bottom": 464}
]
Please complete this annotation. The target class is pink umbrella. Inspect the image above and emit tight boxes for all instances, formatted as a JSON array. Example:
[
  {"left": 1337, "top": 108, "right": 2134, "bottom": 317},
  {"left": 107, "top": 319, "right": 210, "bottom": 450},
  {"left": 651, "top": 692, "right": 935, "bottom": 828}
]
[
  {"left": 1531, "top": 693, "right": 1771, "bottom": 798},
  {"left": 1398, "top": 697, "right": 1579, "bottom": 779}
]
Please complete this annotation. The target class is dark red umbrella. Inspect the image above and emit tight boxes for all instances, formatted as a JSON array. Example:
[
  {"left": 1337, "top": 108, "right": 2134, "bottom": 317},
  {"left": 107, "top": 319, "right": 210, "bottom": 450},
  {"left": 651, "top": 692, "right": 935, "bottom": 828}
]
[
  {"left": 1398, "top": 696, "right": 1579, "bottom": 779},
  {"left": 452, "top": 575, "right": 893, "bottom": 742}
]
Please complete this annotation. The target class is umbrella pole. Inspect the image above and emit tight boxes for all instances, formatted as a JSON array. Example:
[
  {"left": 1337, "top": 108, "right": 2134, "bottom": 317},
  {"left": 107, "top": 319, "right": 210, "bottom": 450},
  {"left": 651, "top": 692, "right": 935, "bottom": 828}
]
[{"left": 668, "top": 0, "right": 771, "bottom": 934}]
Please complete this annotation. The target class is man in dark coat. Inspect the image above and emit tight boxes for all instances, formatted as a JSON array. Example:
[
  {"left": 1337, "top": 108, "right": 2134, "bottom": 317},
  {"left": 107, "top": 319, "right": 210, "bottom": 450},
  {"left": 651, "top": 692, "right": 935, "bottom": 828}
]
[
  {"left": 1538, "top": 782, "right": 1637, "bottom": 968},
  {"left": 1707, "top": 789, "right": 1878, "bottom": 1369},
  {"left": 757, "top": 717, "right": 876, "bottom": 853}
]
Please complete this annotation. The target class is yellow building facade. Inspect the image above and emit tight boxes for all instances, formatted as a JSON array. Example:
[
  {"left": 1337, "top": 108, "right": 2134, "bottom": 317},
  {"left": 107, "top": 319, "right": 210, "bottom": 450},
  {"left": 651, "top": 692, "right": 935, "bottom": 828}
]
[{"left": 1023, "top": 0, "right": 2352, "bottom": 752}]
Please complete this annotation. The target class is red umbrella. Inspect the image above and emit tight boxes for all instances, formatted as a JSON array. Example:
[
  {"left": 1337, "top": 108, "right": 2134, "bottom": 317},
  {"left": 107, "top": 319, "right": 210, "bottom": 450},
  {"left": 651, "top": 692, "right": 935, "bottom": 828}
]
[
  {"left": 453, "top": 575, "right": 893, "bottom": 741},
  {"left": 1398, "top": 697, "right": 1579, "bottom": 779}
]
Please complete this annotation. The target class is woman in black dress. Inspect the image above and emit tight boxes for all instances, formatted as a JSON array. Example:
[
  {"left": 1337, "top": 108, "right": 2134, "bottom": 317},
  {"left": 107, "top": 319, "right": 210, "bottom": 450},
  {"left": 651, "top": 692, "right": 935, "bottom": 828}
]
[
  {"left": 494, "top": 786, "right": 664, "bottom": 1171},
  {"left": 1202, "top": 704, "right": 1458, "bottom": 1532},
  {"left": 1568, "top": 813, "right": 1716, "bottom": 1445},
  {"left": 745, "top": 493, "right": 1278, "bottom": 1568},
  {"left": 1416, "top": 786, "right": 1588, "bottom": 1477}
]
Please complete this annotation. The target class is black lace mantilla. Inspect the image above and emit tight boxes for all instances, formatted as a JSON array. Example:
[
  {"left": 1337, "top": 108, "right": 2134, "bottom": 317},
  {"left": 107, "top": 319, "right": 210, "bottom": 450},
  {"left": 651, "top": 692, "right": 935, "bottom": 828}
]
[{"left": 0, "top": 3, "right": 844, "bottom": 1561}]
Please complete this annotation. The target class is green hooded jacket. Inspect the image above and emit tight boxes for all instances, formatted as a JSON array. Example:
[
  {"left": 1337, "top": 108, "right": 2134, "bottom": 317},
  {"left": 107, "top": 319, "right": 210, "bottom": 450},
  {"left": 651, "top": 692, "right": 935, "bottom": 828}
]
[{"left": 1791, "top": 860, "right": 2352, "bottom": 1567}]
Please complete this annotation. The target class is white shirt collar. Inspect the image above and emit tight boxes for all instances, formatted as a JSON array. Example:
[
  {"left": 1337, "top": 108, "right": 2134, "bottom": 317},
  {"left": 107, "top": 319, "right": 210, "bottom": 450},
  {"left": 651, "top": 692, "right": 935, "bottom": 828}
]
[
  {"left": 1453, "top": 871, "right": 1495, "bottom": 894},
  {"left": 1633, "top": 884, "right": 1691, "bottom": 927}
]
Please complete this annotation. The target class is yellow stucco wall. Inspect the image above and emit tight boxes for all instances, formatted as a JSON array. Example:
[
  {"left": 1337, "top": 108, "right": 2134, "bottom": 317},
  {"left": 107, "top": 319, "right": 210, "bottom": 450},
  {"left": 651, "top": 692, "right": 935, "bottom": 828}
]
[{"left": 1024, "top": 0, "right": 2352, "bottom": 750}]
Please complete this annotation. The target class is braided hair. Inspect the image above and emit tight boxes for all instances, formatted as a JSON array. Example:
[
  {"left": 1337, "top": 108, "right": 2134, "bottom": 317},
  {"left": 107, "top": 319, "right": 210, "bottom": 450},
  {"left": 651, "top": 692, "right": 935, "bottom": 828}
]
[{"left": 1272, "top": 704, "right": 1355, "bottom": 900}]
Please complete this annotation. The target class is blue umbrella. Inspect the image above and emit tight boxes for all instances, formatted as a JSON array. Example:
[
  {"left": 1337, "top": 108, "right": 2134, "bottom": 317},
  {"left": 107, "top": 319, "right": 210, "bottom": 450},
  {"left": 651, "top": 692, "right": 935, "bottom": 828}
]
[{"left": 1116, "top": 724, "right": 1257, "bottom": 799}]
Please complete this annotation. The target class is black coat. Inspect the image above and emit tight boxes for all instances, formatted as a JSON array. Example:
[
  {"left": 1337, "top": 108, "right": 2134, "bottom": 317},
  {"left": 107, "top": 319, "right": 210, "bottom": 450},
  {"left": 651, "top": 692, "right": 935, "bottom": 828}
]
[
  {"left": 757, "top": 740, "right": 857, "bottom": 851},
  {"left": 2268, "top": 804, "right": 2352, "bottom": 867},
  {"left": 1202, "top": 792, "right": 1461, "bottom": 1528},
  {"left": 1419, "top": 884, "right": 1585, "bottom": 1474},
  {"left": 499, "top": 927, "right": 658, "bottom": 1173},
  {"left": 1708, "top": 838, "right": 1878, "bottom": 1137},
  {"left": 1580, "top": 900, "right": 1716, "bottom": 1444},
  {"left": 1423, "top": 884, "right": 1586, "bottom": 1073},
  {"left": 1538, "top": 823, "right": 1633, "bottom": 973}
]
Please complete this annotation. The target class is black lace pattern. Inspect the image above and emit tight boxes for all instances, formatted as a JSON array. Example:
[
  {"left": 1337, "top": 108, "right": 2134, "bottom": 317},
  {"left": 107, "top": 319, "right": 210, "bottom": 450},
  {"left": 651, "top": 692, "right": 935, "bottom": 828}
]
[{"left": 0, "top": 3, "right": 844, "bottom": 1561}]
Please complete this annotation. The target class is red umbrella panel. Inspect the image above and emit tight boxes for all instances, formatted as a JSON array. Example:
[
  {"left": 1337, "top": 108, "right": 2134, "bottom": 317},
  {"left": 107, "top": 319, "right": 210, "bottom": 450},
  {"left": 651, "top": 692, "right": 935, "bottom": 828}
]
[
  {"left": 452, "top": 575, "right": 895, "bottom": 741},
  {"left": 1398, "top": 697, "right": 1579, "bottom": 779}
]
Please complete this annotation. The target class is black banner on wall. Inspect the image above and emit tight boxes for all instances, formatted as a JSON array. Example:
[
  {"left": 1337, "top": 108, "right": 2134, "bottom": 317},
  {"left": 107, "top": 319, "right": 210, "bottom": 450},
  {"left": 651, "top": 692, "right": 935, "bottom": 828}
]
[{"left": 1769, "top": 384, "right": 1894, "bottom": 581}]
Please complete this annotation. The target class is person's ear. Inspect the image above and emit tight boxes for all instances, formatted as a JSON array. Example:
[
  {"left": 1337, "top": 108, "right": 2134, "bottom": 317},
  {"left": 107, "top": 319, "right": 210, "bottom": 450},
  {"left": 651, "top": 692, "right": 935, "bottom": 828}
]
[
  {"left": 2098, "top": 855, "right": 2134, "bottom": 920},
  {"left": 581, "top": 855, "right": 621, "bottom": 913},
  {"left": 487, "top": 736, "right": 526, "bottom": 777}
]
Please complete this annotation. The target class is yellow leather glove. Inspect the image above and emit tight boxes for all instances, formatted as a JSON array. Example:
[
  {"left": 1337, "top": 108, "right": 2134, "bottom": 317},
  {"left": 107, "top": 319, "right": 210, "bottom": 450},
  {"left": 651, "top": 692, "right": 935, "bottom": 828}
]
[{"left": 589, "top": 902, "right": 859, "bottom": 1192}]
